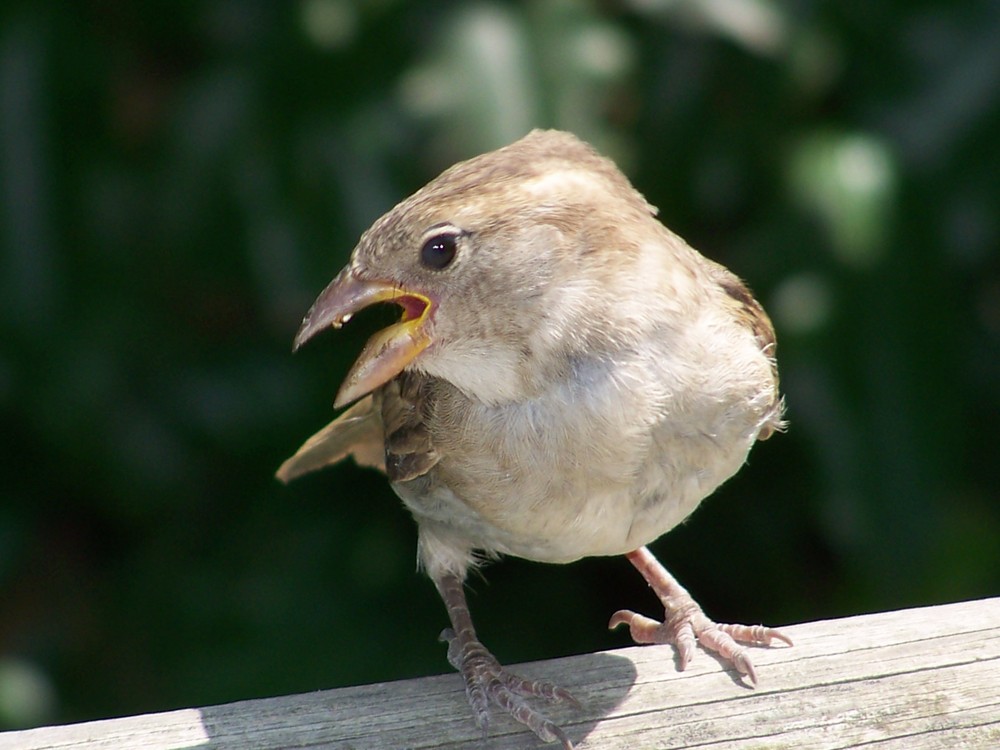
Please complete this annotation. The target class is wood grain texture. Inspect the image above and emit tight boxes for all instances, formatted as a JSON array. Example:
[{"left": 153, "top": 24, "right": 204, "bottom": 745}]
[{"left": 2, "top": 597, "right": 997, "bottom": 750}]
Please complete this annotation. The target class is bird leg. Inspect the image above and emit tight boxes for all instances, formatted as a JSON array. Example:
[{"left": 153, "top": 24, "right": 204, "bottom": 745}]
[
  {"left": 435, "top": 572, "right": 578, "bottom": 749},
  {"left": 609, "top": 546, "right": 792, "bottom": 685}
]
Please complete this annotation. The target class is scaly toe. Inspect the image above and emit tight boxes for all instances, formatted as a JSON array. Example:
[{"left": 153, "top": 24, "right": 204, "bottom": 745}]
[
  {"left": 440, "top": 628, "right": 577, "bottom": 747},
  {"left": 717, "top": 622, "right": 794, "bottom": 648}
]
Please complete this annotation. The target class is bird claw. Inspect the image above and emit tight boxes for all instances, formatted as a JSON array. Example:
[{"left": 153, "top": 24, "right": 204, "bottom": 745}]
[
  {"left": 609, "top": 608, "right": 791, "bottom": 685},
  {"left": 439, "top": 628, "right": 577, "bottom": 749},
  {"left": 612, "top": 548, "right": 792, "bottom": 685}
]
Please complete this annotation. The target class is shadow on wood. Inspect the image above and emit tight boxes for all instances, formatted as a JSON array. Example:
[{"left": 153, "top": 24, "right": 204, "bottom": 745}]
[{"left": 195, "top": 650, "right": 636, "bottom": 749}]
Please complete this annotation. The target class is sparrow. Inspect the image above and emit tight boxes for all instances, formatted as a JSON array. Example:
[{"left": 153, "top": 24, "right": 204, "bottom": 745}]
[{"left": 277, "top": 129, "right": 789, "bottom": 748}]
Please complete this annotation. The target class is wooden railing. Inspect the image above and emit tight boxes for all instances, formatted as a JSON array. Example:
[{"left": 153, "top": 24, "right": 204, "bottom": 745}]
[{"left": 3, "top": 597, "right": 997, "bottom": 749}]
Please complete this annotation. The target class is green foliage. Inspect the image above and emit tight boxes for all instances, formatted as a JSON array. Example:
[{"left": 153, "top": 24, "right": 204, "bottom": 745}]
[{"left": 1, "top": 0, "right": 997, "bottom": 729}]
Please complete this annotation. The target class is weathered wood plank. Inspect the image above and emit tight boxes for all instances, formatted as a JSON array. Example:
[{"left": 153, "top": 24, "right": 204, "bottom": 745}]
[{"left": 2, "top": 597, "right": 997, "bottom": 749}]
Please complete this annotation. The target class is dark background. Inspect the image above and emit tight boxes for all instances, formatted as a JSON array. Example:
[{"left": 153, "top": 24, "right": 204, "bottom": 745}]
[{"left": 1, "top": 0, "right": 998, "bottom": 730}]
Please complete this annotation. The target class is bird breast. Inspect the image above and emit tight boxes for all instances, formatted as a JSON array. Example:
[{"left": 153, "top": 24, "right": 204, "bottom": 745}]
[{"left": 393, "top": 309, "right": 776, "bottom": 565}]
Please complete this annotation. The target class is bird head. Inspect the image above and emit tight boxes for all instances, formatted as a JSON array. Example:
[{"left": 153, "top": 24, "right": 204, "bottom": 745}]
[{"left": 293, "top": 129, "right": 667, "bottom": 408}]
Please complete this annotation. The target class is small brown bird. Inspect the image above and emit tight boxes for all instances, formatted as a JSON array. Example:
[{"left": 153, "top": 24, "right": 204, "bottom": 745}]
[{"left": 278, "top": 130, "right": 789, "bottom": 748}]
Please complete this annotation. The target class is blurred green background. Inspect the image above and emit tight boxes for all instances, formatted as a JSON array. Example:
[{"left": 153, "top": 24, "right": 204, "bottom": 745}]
[{"left": 1, "top": 0, "right": 998, "bottom": 731}]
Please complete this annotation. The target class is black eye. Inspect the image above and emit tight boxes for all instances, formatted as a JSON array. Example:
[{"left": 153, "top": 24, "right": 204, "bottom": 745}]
[{"left": 420, "top": 232, "right": 458, "bottom": 270}]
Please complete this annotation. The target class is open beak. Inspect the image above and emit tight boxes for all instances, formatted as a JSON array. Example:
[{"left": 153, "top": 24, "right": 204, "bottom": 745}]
[{"left": 293, "top": 266, "right": 434, "bottom": 408}]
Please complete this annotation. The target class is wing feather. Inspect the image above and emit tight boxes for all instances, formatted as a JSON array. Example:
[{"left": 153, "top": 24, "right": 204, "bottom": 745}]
[{"left": 276, "top": 395, "right": 386, "bottom": 483}]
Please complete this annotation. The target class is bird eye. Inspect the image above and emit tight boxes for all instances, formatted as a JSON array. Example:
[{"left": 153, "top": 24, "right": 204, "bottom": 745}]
[{"left": 420, "top": 232, "right": 458, "bottom": 270}]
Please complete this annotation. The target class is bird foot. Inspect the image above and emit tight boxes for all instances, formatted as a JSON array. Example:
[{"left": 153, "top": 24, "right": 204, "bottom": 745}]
[
  {"left": 440, "top": 628, "right": 579, "bottom": 749},
  {"left": 608, "top": 608, "right": 791, "bottom": 685},
  {"left": 610, "top": 547, "right": 792, "bottom": 685}
]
